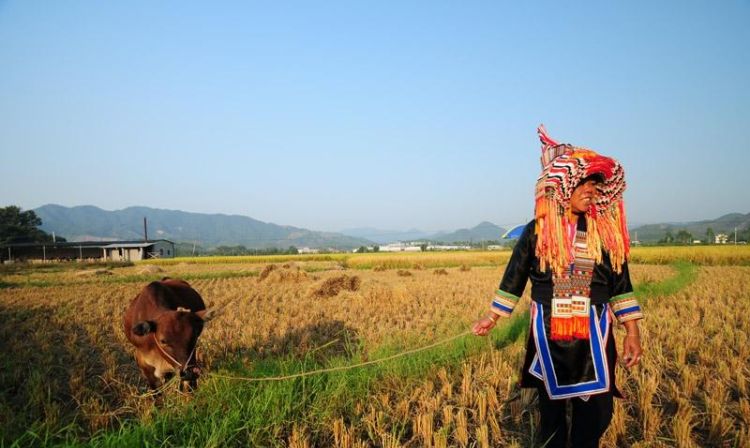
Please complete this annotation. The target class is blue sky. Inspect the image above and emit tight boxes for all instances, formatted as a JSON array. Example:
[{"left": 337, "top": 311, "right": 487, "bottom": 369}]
[{"left": 1, "top": 1, "right": 748, "bottom": 232}]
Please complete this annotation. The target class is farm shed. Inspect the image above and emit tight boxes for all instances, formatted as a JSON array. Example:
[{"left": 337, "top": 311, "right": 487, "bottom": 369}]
[
  {"left": 101, "top": 240, "right": 175, "bottom": 261},
  {"left": 1, "top": 240, "right": 175, "bottom": 263}
]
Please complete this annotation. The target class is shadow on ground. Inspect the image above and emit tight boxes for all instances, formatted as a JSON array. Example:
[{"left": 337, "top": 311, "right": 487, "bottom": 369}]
[
  {"left": 0, "top": 301, "right": 137, "bottom": 445},
  {"left": 211, "top": 319, "right": 361, "bottom": 372}
]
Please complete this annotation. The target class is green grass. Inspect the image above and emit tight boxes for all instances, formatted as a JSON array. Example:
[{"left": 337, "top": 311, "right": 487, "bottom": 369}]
[
  {"left": 0, "top": 261, "right": 134, "bottom": 275},
  {"left": 634, "top": 261, "right": 697, "bottom": 303},
  {"left": 0, "top": 270, "right": 262, "bottom": 289}
]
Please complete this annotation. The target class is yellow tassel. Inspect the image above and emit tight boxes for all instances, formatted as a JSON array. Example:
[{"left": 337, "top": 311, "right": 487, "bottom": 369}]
[
  {"left": 536, "top": 195, "right": 634, "bottom": 276},
  {"left": 573, "top": 315, "right": 589, "bottom": 339}
]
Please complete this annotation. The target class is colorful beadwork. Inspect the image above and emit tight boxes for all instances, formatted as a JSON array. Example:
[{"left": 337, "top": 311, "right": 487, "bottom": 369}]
[
  {"left": 550, "top": 230, "right": 594, "bottom": 341},
  {"left": 534, "top": 125, "right": 630, "bottom": 276}
]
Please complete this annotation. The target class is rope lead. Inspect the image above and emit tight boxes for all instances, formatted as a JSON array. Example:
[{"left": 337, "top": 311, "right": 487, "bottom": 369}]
[{"left": 207, "top": 330, "right": 473, "bottom": 383}]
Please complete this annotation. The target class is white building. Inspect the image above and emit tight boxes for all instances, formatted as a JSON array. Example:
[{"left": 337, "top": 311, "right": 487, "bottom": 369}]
[
  {"left": 379, "top": 243, "right": 422, "bottom": 252},
  {"left": 298, "top": 247, "right": 320, "bottom": 254}
]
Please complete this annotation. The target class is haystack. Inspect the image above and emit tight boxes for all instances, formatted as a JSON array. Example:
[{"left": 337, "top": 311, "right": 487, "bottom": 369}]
[
  {"left": 258, "top": 264, "right": 279, "bottom": 281},
  {"left": 259, "top": 264, "right": 309, "bottom": 283},
  {"left": 312, "top": 274, "right": 361, "bottom": 298}
]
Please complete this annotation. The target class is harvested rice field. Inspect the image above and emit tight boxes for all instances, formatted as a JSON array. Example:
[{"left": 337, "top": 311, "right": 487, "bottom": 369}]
[{"left": 1, "top": 249, "right": 748, "bottom": 447}]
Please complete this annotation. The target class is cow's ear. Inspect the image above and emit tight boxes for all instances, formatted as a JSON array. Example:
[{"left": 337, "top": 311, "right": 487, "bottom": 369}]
[
  {"left": 195, "top": 309, "right": 218, "bottom": 322},
  {"left": 133, "top": 321, "right": 155, "bottom": 336}
]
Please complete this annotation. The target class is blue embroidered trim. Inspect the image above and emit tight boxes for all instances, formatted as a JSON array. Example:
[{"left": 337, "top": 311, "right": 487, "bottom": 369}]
[
  {"left": 530, "top": 302, "right": 611, "bottom": 399},
  {"left": 613, "top": 305, "right": 641, "bottom": 316},
  {"left": 491, "top": 301, "right": 514, "bottom": 314}
]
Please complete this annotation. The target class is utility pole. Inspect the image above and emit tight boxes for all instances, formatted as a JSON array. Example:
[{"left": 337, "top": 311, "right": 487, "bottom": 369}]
[{"left": 735, "top": 227, "right": 738, "bottom": 245}]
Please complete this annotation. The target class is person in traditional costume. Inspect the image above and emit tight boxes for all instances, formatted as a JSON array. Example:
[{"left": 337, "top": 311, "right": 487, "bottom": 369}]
[{"left": 472, "top": 125, "right": 643, "bottom": 448}]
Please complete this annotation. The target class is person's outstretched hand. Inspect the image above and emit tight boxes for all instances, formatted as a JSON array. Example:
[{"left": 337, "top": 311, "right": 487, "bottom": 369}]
[{"left": 472, "top": 316, "right": 497, "bottom": 336}]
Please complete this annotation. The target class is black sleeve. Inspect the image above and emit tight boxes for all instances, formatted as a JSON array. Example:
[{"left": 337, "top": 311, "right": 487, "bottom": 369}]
[
  {"left": 608, "top": 260, "right": 644, "bottom": 322},
  {"left": 610, "top": 260, "right": 634, "bottom": 298},
  {"left": 498, "top": 221, "right": 534, "bottom": 298}
]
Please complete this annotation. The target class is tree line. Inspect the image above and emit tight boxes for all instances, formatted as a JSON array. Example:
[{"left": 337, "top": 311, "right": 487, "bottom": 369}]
[
  {"left": 0, "top": 206, "right": 64, "bottom": 245},
  {"left": 657, "top": 226, "right": 749, "bottom": 244}
]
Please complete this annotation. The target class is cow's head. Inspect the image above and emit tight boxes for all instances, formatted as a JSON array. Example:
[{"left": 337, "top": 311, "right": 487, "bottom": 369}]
[{"left": 133, "top": 307, "right": 211, "bottom": 380}]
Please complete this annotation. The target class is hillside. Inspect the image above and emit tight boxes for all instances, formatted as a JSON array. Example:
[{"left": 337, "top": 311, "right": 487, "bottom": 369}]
[
  {"left": 339, "top": 227, "right": 434, "bottom": 244},
  {"left": 427, "top": 221, "right": 507, "bottom": 243},
  {"left": 631, "top": 212, "right": 750, "bottom": 242},
  {"left": 34, "top": 204, "right": 373, "bottom": 249}
]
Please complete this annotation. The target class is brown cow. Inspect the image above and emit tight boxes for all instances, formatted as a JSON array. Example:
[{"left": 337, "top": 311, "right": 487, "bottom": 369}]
[{"left": 123, "top": 278, "right": 210, "bottom": 391}]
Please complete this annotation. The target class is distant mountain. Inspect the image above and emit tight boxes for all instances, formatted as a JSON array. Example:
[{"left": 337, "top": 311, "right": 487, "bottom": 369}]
[
  {"left": 338, "top": 227, "right": 434, "bottom": 244},
  {"left": 34, "top": 204, "right": 373, "bottom": 249},
  {"left": 631, "top": 213, "right": 750, "bottom": 242},
  {"left": 427, "top": 221, "right": 507, "bottom": 243}
]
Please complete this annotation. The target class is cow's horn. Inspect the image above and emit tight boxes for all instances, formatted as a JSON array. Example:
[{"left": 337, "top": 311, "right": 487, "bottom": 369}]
[
  {"left": 176, "top": 307, "right": 190, "bottom": 313},
  {"left": 195, "top": 308, "right": 218, "bottom": 322}
]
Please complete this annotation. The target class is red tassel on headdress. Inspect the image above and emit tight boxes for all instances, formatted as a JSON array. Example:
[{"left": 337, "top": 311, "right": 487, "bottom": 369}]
[
  {"left": 588, "top": 203, "right": 598, "bottom": 220},
  {"left": 534, "top": 125, "right": 629, "bottom": 274}
]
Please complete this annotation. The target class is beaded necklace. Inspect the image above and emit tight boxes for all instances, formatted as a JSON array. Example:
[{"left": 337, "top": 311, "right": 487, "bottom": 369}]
[{"left": 550, "top": 225, "right": 594, "bottom": 341}]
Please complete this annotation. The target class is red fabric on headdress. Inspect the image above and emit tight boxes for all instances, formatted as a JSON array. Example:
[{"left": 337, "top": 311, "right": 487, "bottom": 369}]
[{"left": 533, "top": 125, "right": 629, "bottom": 275}]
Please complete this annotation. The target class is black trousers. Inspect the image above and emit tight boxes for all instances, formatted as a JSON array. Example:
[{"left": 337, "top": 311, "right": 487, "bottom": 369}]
[{"left": 537, "top": 388, "right": 613, "bottom": 448}]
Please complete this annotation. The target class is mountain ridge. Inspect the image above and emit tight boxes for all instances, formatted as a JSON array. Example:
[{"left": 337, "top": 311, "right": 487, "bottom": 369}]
[
  {"left": 34, "top": 204, "right": 373, "bottom": 249},
  {"left": 425, "top": 221, "right": 508, "bottom": 243},
  {"left": 630, "top": 212, "right": 750, "bottom": 242},
  {"left": 31, "top": 204, "right": 750, "bottom": 248}
]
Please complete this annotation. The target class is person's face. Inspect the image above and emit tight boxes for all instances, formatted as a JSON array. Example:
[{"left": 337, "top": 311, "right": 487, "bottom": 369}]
[{"left": 570, "top": 177, "right": 601, "bottom": 214}]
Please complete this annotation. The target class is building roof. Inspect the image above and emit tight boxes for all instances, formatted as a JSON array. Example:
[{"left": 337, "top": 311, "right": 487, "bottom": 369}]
[
  {"left": 101, "top": 242, "right": 156, "bottom": 249},
  {"left": 1, "top": 239, "right": 174, "bottom": 249}
]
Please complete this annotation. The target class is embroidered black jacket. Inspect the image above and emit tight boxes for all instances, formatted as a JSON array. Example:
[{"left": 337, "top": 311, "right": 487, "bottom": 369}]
[{"left": 499, "top": 219, "right": 634, "bottom": 306}]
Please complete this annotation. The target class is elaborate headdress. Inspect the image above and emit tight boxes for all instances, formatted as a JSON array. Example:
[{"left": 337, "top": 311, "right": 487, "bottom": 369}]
[{"left": 534, "top": 125, "right": 630, "bottom": 275}]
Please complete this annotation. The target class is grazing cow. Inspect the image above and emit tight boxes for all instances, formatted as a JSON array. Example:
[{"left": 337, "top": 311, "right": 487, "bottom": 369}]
[{"left": 124, "top": 278, "right": 210, "bottom": 391}]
